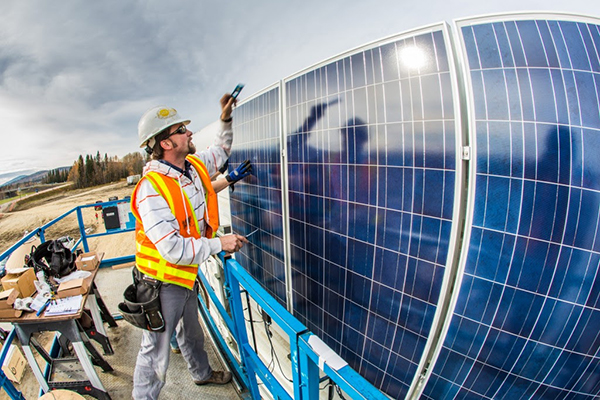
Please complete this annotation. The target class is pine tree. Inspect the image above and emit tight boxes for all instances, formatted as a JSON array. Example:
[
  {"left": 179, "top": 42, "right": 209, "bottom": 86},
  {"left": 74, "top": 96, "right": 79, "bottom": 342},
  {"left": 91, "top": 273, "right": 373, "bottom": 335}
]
[{"left": 65, "top": 151, "right": 145, "bottom": 188}]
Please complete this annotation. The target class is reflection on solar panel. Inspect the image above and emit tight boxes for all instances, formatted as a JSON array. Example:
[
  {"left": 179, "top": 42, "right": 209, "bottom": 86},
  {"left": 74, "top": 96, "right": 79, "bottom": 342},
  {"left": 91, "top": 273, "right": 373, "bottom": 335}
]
[
  {"left": 227, "top": 13, "right": 600, "bottom": 400},
  {"left": 284, "top": 25, "right": 458, "bottom": 399},
  {"left": 422, "top": 16, "right": 600, "bottom": 399},
  {"left": 229, "top": 86, "right": 287, "bottom": 305}
]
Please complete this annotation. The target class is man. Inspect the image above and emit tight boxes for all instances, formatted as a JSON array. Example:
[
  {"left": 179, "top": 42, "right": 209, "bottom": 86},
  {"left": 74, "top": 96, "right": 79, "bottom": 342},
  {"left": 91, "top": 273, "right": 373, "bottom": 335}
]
[
  {"left": 170, "top": 159, "right": 253, "bottom": 354},
  {"left": 131, "top": 94, "right": 248, "bottom": 400}
]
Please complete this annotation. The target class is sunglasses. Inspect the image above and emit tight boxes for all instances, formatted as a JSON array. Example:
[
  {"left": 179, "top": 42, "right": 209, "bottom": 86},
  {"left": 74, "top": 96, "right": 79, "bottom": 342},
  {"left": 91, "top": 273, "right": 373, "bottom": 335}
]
[{"left": 165, "top": 124, "right": 188, "bottom": 138}]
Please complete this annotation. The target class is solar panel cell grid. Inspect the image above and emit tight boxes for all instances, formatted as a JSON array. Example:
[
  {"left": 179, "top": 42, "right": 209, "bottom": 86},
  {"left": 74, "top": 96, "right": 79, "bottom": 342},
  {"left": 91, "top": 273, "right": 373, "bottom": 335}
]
[
  {"left": 422, "top": 17, "right": 600, "bottom": 399},
  {"left": 230, "top": 87, "right": 286, "bottom": 306},
  {"left": 282, "top": 29, "right": 457, "bottom": 399},
  {"left": 227, "top": 14, "right": 600, "bottom": 400}
]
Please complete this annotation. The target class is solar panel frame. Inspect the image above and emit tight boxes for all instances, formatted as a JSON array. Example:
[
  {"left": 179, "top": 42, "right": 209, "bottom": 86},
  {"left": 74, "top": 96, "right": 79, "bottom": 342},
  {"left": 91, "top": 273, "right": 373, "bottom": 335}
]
[
  {"left": 416, "top": 12, "right": 600, "bottom": 399},
  {"left": 226, "top": 11, "right": 600, "bottom": 400},
  {"left": 281, "top": 22, "right": 466, "bottom": 399},
  {"left": 229, "top": 82, "right": 289, "bottom": 306}
]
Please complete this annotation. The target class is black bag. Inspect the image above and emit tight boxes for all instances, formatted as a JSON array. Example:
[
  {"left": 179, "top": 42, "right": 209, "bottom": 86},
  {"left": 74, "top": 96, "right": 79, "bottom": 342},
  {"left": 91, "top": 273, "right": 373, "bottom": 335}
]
[
  {"left": 118, "top": 268, "right": 165, "bottom": 332},
  {"left": 28, "top": 240, "right": 77, "bottom": 278}
]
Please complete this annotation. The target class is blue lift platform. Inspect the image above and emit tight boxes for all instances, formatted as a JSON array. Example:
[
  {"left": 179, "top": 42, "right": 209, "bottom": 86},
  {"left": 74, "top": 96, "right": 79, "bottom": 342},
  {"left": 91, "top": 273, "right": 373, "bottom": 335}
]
[{"left": 0, "top": 198, "right": 387, "bottom": 399}]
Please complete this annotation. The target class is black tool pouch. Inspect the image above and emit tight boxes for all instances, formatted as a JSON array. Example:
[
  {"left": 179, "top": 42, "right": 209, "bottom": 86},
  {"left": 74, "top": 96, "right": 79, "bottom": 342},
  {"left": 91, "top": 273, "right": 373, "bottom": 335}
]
[{"left": 118, "top": 268, "right": 165, "bottom": 332}]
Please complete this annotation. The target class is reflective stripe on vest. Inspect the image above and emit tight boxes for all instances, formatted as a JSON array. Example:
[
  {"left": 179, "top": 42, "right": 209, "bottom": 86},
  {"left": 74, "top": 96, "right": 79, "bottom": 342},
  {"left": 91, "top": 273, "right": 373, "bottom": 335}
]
[
  {"left": 130, "top": 156, "right": 220, "bottom": 289},
  {"left": 186, "top": 155, "right": 219, "bottom": 238}
]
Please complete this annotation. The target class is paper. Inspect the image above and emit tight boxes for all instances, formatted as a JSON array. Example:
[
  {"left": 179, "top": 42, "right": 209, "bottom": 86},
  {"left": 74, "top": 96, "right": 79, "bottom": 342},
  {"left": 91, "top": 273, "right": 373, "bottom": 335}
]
[
  {"left": 44, "top": 295, "right": 83, "bottom": 316},
  {"left": 54, "top": 270, "right": 91, "bottom": 284},
  {"left": 82, "top": 255, "right": 96, "bottom": 261},
  {"left": 29, "top": 293, "right": 52, "bottom": 312}
]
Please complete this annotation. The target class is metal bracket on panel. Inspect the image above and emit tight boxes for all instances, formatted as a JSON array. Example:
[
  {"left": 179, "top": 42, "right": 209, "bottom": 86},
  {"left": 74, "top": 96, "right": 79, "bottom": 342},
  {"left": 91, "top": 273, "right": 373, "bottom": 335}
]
[
  {"left": 307, "top": 335, "right": 347, "bottom": 371},
  {"left": 412, "top": 361, "right": 431, "bottom": 398},
  {"left": 461, "top": 146, "right": 471, "bottom": 160}
]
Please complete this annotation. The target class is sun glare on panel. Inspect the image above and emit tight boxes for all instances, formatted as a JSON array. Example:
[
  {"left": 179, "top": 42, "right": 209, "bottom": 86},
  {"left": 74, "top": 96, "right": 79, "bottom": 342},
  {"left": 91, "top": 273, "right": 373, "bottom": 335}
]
[{"left": 399, "top": 46, "right": 428, "bottom": 69}]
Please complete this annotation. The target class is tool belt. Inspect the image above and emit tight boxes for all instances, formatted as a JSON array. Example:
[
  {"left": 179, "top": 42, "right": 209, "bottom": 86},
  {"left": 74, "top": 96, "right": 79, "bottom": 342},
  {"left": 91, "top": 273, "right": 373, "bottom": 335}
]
[{"left": 118, "top": 267, "right": 165, "bottom": 332}]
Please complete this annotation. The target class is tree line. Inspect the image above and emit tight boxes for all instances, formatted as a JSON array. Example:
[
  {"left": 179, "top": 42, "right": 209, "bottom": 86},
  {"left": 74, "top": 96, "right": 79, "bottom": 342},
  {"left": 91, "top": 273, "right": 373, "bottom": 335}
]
[
  {"left": 0, "top": 152, "right": 146, "bottom": 201},
  {"left": 64, "top": 151, "right": 147, "bottom": 189},
  {"left": 45, "top": 168, "right": 70, "bottom": 183}
]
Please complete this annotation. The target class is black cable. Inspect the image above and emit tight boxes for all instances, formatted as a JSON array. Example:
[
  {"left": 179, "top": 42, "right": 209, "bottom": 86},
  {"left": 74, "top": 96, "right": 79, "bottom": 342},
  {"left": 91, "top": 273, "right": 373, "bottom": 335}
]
[
  {"left": 264, "top": 321, "right": 275, "bottom": 372},
  {"left": 242, "top": 306, "right": 264, "bottom": 323},
  {"left": 244, "top": 317, "right": 265, "bottom": 323},
  {"left": 335, "top": 383, "right": 348, "bottom": 400},
  {"left": 320, "top": 379, "right": 333, "bottom": 391},
  {"left": 263, "top": 319, "right": 293, "bottom": 383},
  {"left": 242, "top": 293, "right": 264, "bottom": 323},
  {"left": 245, "top": 291, "right": 258, "bottom": 353}
]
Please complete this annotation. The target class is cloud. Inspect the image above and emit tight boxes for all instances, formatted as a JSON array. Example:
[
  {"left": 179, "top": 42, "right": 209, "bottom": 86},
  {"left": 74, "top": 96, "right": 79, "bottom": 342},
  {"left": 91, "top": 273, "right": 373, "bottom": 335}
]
[{"left": 0, "top": 0, "right": 599, "bottom": 176}]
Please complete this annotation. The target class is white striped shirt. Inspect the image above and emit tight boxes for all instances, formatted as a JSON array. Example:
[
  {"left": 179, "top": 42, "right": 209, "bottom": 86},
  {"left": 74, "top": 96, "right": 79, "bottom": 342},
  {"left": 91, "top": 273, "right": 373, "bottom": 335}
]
[{"left": 134, "top": 120, "right": 232, "bottom": 266}]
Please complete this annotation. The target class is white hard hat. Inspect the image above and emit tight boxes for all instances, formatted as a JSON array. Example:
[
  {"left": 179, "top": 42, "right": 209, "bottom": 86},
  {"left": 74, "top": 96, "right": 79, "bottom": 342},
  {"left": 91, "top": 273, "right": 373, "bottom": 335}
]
[{"left": 138, "top": 106, "right": 191, "bottom": 148}]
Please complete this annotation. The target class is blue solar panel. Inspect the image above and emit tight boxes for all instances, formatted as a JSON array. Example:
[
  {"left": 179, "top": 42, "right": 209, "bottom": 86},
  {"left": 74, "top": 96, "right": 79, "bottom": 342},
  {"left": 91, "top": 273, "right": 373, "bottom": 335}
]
[
  {"left": 227, "top": 13, "right": 600, "bottom": 400},
  {"left": 229, "top": 86, "right": 287, "bottom": 305},
  {"left": 422, "top": 16, "right": 600, "bottom": 399},
  {"left": 283, "top": 26, "right": 458, "bottom": 398},
  {"left": 230, "top": 26, "right": 459, "bottom": 398}
]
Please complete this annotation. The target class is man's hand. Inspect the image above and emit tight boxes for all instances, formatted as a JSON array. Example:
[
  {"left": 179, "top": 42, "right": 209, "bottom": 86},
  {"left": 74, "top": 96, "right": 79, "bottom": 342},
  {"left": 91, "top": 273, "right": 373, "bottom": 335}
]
[
  {"left": 220, "top": 94, "right": 236, "bottom": 121},
  {"left": 219, "top": 234, "right": 248, "bottom": 253},
  {"left": 226, "top": 160, "right": 253, "bottom": 183}
]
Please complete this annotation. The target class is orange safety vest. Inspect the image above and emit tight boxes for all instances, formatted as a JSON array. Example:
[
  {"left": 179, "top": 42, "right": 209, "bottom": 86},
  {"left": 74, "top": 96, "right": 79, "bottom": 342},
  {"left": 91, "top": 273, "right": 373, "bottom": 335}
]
[{"left": 130, "top": 155, "right": 220, "bottom": 289}]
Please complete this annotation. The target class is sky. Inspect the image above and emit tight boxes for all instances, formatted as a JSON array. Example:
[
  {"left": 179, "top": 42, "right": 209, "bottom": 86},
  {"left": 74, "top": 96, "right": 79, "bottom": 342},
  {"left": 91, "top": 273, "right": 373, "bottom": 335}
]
[{"left": 1, "top": 0, "right": 599, "bottom": 185}]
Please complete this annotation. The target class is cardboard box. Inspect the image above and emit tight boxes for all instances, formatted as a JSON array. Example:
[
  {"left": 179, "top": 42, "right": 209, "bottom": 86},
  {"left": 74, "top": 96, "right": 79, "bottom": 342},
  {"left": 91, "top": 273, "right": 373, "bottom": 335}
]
[
  {"left": 0, "top": 309, "right": 23, "bottom": 319},
  {"left": 75, "top": 251, "right": 99, "bottom": 271},
  {"left": 0, "top": 288, "right": 20, "bottom": 310},
  {"left": 1, "top": 344, "right": 26, "bottom": 383},
  {"left": 56, "top": 278, "right": 90, "bottom": 299},
  {"left": 1, "top": 268, "right": 36, "bottom": 298}
]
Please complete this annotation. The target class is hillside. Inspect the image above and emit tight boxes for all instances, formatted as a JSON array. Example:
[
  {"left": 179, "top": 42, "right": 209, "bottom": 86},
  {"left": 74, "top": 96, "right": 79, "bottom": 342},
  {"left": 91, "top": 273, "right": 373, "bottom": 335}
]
[
  {"left": 1, "top": 170, "right": 47, "bottom": 187},
  {"left": 0, "top": 167, "right": 70, "bottom": 188}
]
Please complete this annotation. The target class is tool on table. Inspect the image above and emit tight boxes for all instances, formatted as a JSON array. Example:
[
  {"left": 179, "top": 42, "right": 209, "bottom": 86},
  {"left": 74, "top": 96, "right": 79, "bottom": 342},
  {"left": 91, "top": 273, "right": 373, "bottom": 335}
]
[
  {"left": 36, "top": 294, "right": 56, "bottom": 317},
  {"left": 36, "top": 298, "right": 51, "bottom": 317}
]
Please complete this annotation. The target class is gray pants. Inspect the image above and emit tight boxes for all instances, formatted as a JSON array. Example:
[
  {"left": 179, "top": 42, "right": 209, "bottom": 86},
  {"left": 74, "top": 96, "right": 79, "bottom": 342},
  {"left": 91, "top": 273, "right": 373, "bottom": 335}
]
[{"left": 132, "top": 282, "right": 212, "bottom": 400}]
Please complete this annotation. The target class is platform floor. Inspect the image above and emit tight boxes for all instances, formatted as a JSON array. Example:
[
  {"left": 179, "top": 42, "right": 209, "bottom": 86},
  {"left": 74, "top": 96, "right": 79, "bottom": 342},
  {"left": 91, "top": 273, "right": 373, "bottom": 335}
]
[{"left": 1, "top": 266, "right": 244, "bottom": 400}]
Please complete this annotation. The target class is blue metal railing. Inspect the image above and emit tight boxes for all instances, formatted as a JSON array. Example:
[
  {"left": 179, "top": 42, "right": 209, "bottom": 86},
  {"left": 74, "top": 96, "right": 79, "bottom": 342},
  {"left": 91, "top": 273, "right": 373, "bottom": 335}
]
[
  {"left": 0, "top": 199, "right": 133, "bottom": 399},
  {"left": 216, "top": 253, "right": 388, "bottom": 400},
  {"left": 0, "top": 199, "right": 388, "bottom": 400},
  {"left": 0, "top": 199, "right": 135, "bottom": 267},
  {"left": 0, "top": 329, "right": 25, "bottom": 400}
]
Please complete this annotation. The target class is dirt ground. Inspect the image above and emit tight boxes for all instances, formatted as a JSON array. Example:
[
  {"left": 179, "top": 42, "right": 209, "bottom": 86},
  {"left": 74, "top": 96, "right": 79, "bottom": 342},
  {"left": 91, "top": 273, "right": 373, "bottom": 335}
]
[
  {"left": 0, "top": 180, "right": 242, "bottom": 400},
  {"left": 0, "top": 181, "right": 137, "bottom": 258},
  {"left": 0, "top": 181, "right": 136, "bottom": 399}
]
